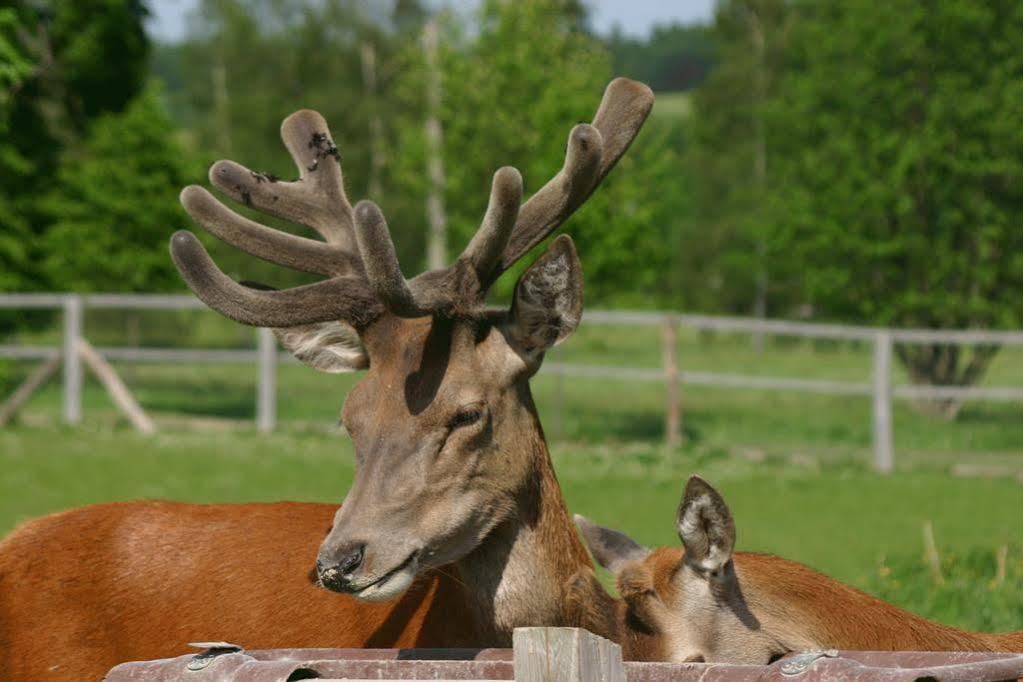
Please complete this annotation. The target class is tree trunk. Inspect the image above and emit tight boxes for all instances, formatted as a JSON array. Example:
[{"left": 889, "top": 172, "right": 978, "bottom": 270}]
[
  {"left": 749, "top": 7, "right": 769, "bottom": 353},
  {"left": 360, "top": 41, "right": 386, "bottom": 200},
  {"left": 422, "top": 18, "right": 447, "bottom": 271},
  {"left": 895, "top": 343, "right": 1000, "bottom": 419}
]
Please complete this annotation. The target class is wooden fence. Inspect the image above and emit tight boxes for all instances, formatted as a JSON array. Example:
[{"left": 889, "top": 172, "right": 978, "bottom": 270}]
[
  {"left": 3, "top": 293, "right": 1023, "bottom": 473},
  {"left": 103, "top": 627, "right": 1023, "bottom": 680}
]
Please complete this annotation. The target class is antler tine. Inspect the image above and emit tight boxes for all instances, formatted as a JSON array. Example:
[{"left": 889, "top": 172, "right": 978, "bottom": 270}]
[
  {"left": 207, "top": 110, "right": 357, "bottom": 255},
  {"left": 487, "top": 78, "right": 654, "bottom": 286},
  {"left": 179, "top": 186, "right": 361, "bottom": 277},
  {"left": 170, "top": 231, "right": 381, "bottom": 328},
  {"left": 355, "top": 168, "right": 523, "bottom": 318},
  {"left": 352, "top": 201, "right": 430, "bottom": 317},
  {"left": 461, "top": 166, "right": 523, "bottom": 278}
]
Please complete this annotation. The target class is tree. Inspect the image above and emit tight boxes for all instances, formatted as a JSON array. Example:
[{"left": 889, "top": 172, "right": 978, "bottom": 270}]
[
  {"left": 767, "top": 1, "right": 1023, "bottom": 411},
  {"left": 2, "top": 0, "right": 151, "bottom": 292},
  {"left": 389, "top": 0, "right": 687, "bottom": 306},
  {"left": 684, "top": 0, "right": 790, "bottom": 317},
  {"left": 0, "top": 7, "right": 34, "bottom": 292},
  {"left": 160, "top": 0, "right": 427, "bottom": 285},
  {"left": 608, "top": 22, "right": 716, "bottom": 92},
  {"left": 40, "top": 86, "right": 196, "bottom": 292}
]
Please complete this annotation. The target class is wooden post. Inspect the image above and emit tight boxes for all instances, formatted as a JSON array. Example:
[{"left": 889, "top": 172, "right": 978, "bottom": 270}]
[
  {"left": 922, "top": 520, "right": 944, "bottom": 585},
  {"left": 77, "top": 340, "right": 155, "bottom": 434},
  {"left": 995, "top": 545, "right": 1008, "bottom": 587},
  {"left": 256, "top": 327, "right": 276, "bottom": 433},
  {"left": 662, "top": 316, "right": 682, "bottom": 448},
  {"left": 513, "top": 627, "right": 624, "bottom": 682},
  {"left": 0, "top": 355, "right": 61, "bottom": 427},
  {"left": 872, "top": 331, "right": 893, "bottom": 473},
  {"left": 63, "top": 295, "right": 83, "bottom": 425}
]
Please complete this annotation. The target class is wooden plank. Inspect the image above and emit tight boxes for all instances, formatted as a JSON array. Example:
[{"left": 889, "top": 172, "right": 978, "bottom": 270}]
[
  {"left": 77, "top": 339, "right": 156, "bottom": 434},
  {"left": 0, "top": 293, "right": 68, "bottom": 308},
  {"left": 0, "top": 346, "right": 60, "bottom": 360},
  {"left": 0, "top": 355, "right": 62, "bottom": 427},
  {"left": 98, "top": 348, "right": 257, "bottom": 363},
  {"left": 83, "top": 293, "right": 202, "bottom": 309},
  {"left": 513, "top": 627, "right": 624, "bottom": 682}
]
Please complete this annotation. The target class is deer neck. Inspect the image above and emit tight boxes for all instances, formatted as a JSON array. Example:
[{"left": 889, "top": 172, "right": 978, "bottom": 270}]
[{"left": 453, "top": 410, "right": 614, "bottom": 646}]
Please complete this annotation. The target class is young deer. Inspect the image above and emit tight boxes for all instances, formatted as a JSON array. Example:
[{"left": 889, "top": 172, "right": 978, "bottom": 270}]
[
  {"left": 0, "top": 79, "right": 648, "bottom": 679},
  {"left": 574, "top": 475, "right": 1023, "bottom": 664}
]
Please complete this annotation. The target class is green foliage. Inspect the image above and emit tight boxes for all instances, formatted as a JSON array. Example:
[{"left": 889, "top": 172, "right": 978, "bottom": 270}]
[
  {"left": 45, "top": 0, "right": 149, "bottom": 126},
  {"left": 867, "top": 546, "right": 1023, "bottom": 632},
  {"left": 686, "top": 0, "right": 1023, "bottom": 391},
  {"left": 40, "top": 86, "right": 195, "bottom": 292},
  {"left": 0, "top": 8, "right": 32, "bottom": 115},
  {"left": 608, "top": 22, "right": 715, "bottom": 92},
  {"left": 684, "top": 0, "right": 788, "bottom": 315},
  {"left": 765, "top": 2, "right": 1023, "bottom": 391},
  {"left": 389, "top": 0, "right": 687, "bottom": 306},
  {"left": 769, "top": 2, "right": 1023, "bottom": 332},
  {"left": 571, "top": 117, "right": 687, "bottom": 306},
  {"left": 0, "top": 8, "right": 34, "bottom": 292},
  {"left": 1, "top": 0, "right": 152, "bottom": 298},
  {"left": 157, "top": 0, "right": 427, "bottom": 286}
]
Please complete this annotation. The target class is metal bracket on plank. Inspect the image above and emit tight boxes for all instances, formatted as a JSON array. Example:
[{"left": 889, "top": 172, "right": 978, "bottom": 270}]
[
  {"left": 186, "top": 641, "right": 244, "bottom": 671},
  {"left": 780, "top": 649, "right": 839, "bottom": 676}
]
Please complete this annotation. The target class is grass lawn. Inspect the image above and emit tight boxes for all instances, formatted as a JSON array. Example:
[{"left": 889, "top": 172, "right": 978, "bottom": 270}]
[
  {"left": 1, "top": 424, "right": 1019, "bottom": 631},
  {"left": 2, "top": 316, "right": 1022, "bottom": 632}
]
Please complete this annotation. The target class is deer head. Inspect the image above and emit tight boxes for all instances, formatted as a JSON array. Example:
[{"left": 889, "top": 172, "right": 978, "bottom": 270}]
[
  {"left": 172, "top": 79, "right": 653, "bottom": 603},
  {"left": 576, "top": 476, "right": 786, "bottom": 664}
]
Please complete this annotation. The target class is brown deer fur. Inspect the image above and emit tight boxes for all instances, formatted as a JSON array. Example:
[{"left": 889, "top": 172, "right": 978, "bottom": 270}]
[{"left": 575, "top": 476, "right": 1023, "bottom": 664}]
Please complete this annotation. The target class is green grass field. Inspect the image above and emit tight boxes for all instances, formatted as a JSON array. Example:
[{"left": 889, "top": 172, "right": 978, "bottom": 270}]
[
  {"left": 1, "top": 316, "right": 1022, "bottom": 632},
  {"left": 1, "top": 424, "right": 1020, "bottom": 631}
]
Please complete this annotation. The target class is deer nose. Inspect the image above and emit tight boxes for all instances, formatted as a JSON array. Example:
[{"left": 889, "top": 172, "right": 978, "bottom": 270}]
[{"left": 316, "top": 544, "right": 365, "bottom": 592}]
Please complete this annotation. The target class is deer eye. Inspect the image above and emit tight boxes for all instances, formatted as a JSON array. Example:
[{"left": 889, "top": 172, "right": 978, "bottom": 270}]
[{"left": 449, "top": 405, "right": 484, "bottom": 430}]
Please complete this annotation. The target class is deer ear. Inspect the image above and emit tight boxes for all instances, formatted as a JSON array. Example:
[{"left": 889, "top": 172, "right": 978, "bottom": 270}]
[
  {"left": 506, "top": 235, "right": 583, "bottom": 364},
  {"left": 676, "top": 475, "right": 735, "bottom": 573},
  {"left": 574, "top": 514, "right": 649, "bottom": 575},
  {"left": 274, "top": 321, "right": 368, "bottom": 373}
]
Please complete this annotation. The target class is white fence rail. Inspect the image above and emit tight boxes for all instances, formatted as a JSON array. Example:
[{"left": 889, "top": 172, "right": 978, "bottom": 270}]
[{"left": 2, "top": 293, "right": 1023, "bottom": 473}]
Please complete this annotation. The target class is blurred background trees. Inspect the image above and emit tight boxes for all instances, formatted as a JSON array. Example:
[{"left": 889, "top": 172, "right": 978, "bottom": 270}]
[{"left": 2, "top": 0, "right": 1023, "bottom": 394}]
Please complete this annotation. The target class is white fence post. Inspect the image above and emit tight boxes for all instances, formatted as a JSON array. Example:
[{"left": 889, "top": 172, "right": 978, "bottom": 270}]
[
  {"left": 256, "top": 327, "right": 276, "bottom": 433},
  {"left": 62, "top": 295, "right": 83, "bottom": 425},
  {"left": 513, "top": 627, "right": 624, "bottom": 682},
  {"left": 872, "top": 331, "right": 894, "bottom": 473}
]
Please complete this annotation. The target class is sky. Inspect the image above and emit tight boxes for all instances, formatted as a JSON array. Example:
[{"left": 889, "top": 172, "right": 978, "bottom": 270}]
[{"left": 147, "top": 0, "right": 716, "bottom": 42}]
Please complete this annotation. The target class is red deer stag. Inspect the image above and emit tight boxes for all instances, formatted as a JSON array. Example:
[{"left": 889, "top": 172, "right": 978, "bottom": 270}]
[
  {"left": 0, "top": 78, "right": 650, "bottom": 679},
  {"left": 573, "top": 475, "right": 1023, "bottom": 663}
]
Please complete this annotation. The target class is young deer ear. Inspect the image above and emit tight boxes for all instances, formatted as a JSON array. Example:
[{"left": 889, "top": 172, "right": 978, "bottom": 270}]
[
  {"left": 574, "top": 514, "right": 649, "bottom": 575},
  {"left": 676, "top": 475, "right": 735, "bottom": 573},
  {"left": 506, "top": 235, "right": 583, "bottom": 365},
  {"left": 274, "top": 321, "right": 368, "bottom": 373}
]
